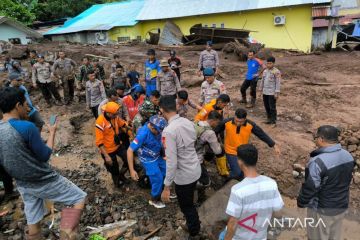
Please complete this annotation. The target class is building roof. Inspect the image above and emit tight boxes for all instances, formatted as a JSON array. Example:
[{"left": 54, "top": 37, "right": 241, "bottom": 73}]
[
  {"left": 137, "top": 0, "right": 331, "bottom": 21},
  {"left": 0, "top": 16, "right": 43, "bottom": 38},
  {"left": 45, "top": 0, "right": 144, "bottom": 35}
]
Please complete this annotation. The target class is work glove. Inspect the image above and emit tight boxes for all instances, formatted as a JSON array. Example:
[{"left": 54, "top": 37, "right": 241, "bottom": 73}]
[{"left": 216, "top": 155, "right": 230, "bottom": 176}]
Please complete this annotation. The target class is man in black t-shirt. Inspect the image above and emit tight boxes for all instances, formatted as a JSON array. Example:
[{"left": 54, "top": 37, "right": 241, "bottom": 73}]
[
  {"left": 127, "top": 63, "right": 141, "bottom": 87},
  {"left": 168, "top": 50, "right": 182, "bottom": 81}
]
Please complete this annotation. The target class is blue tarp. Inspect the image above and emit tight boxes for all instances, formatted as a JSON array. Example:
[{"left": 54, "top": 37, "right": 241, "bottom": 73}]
[
  {"left": 45, "top": 0, "right": 144, "bottom": 35},
  {"left": 352, "top": 21, "right": 360, "bottom": 37}
]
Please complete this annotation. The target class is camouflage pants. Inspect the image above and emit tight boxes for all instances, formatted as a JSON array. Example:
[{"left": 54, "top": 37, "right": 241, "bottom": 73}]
[{"left": 62, "top": 78, "right": 75, "bottom": 102}]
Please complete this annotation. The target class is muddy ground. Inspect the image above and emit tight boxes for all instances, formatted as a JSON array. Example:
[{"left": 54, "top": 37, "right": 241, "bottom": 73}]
[{"left": 0, "top": 42, "right": 360, "bottom": 240}]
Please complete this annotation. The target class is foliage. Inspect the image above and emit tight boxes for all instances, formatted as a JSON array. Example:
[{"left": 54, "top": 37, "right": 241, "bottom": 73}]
[{"left": 0, "top": 0, "right": 35, "bottom": 25}]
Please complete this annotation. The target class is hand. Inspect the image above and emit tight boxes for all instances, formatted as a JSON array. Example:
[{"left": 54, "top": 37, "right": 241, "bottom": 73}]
[
  {"left": 273, "top": 144, "right": 281, "bottom": 156},
  {"left": 48, "top": 118, "right": 59, "bottom": 134},
  {"left": 130, "top": 170, "right": 139, "bottom": 181},
  {"left": 253, "top": 73, "right": 259, "bottom": 78},
  {"left": 197, "top": 70, "right": 202, "bottom": 77},
  {"left": 33, "top": 83, "right": 37, "bottom": 89},
  {"left": 275, "top": 93, "right": 280, "bottom": 100},
  {"left": 104, "top": 155, "right": 112, "bottom": 166},
  {"left": 161, "top": 187, "right": 171, "bottom": 203}
]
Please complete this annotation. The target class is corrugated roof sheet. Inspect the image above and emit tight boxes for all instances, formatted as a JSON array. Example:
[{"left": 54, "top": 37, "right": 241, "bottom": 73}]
[
  {"left": 45, "top": 0, "right": 144, "bottom": 35},
  {"left": 0, "top": 16, "right": 43, "bottom": 38},
  {"left": 137, "top": 0, "right": 331, "bottom": 20}
]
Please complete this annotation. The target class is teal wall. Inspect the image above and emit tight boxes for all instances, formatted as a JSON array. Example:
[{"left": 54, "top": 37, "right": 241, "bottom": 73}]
[{"left": 0, "top": 23, "right": 32, "bottom": 44}]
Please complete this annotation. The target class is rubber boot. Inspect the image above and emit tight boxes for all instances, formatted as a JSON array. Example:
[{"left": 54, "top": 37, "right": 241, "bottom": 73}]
[
  {"left": 60, "top": 208, "right": 82, "bottom": 240},
  {"left": 246, "top": 98, "right": 256, "bottom": 108},
  {"left": 216, "top": 156, "right": 230, "bottom": 176},
  {"left": 239, "top": 96, "right": 247, "bottom": 104},
  {"left": 25, "top": 230, "right": 44, "bottom": 240}
]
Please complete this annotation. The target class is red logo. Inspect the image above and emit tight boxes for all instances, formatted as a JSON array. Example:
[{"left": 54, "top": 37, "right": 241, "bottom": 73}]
[{"left": 237, "top": 213, "right": 258, "bottom": 233}]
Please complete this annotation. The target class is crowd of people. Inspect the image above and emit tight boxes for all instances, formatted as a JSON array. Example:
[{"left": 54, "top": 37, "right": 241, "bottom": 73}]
[{"left": 0, "top": 41, "right": 355, "bottom": 240}]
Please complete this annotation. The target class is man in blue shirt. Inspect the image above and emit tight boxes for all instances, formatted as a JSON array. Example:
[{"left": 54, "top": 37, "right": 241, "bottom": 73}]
[
  {"left": 127, "top": 115, "right": 167, "bottom": 209},
  {"left": 144, "top": 49, "right": 161, "bottom": 97},
  {"left": 240, "top": 51, "right": 265, "bottom": 108},
  {"left": 8, "top": 72, "right": 45, "bottom": 132},
  {"left": 0, "top": 87, "right": 86, "bottom": 240}
]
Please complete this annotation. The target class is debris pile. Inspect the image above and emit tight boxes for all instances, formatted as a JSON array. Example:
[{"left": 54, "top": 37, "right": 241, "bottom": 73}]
[
  {"left": 222, "top": 39, "right": 269, "bottom": 61},
  {"left": 340, "top": 127, "right": 360, "bottom": 171}
]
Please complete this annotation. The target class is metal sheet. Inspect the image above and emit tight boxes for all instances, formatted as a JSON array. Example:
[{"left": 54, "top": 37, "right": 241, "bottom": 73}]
[
  {"left": 45, "top": 0, "right": 144, "bottom": 35},
  {"left": 137, "top": 0, "right": 331, "bottom": 21}
]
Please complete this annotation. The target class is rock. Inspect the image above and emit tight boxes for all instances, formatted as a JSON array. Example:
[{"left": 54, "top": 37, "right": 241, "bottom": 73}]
[
  {"left": 348, "top": 137, "right": 360, "bottom": 145},
  {"left": 356, "top": 159, "right": 360, "bottom": 167},
  {"left": 112, "top": 212, "right": 121, "bottom": 221},
  {"left": 104, "top": 216, "right": 113, "bottom": 224},
  {"left": 198, "top": 180, "right": 238, "bottom": 226},
  {"left": 354, "top": 172, "right": 360, "bottom": 183},
  {"left": 348, "top": 145, "right": 357, "bottom": 152},
  {"left": 294, "top": 116, "right": 302, "bottom": 122},
  {"left": 11, "top": 234, "right": 22, "bottom": 240},
  {"left": 128, "top": 212, "right": 137, "bottom": 219},
  {"left": 293, "top": 164, "right": 305, "bottom": 172},
  {"left": 292, "top": 171, "right": 300, "bottom": 178}
]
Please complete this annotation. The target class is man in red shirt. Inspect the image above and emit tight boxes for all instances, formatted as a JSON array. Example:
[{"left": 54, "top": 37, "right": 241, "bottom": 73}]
[{"left": 122, "top": 84, "right": 145, "bottom": 121}]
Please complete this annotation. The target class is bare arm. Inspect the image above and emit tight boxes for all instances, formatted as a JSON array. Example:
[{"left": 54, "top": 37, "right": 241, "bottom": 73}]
[{"left": 224, "top": 217, "right": 237, "bottom": 240}]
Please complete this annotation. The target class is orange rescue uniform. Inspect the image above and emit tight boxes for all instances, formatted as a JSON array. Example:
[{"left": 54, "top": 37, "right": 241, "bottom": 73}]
[
  {"left": 122, "top": 94, "right": 145, "bottom": 121},
  {"left": 95, "top": 114, "right": 127, "bottom": 153},
  {"left": 217, "top": 119, "right": 275, "bottom": 155},
  {"left": 194, "top": 99, "right": 223, "bottom": 122}
]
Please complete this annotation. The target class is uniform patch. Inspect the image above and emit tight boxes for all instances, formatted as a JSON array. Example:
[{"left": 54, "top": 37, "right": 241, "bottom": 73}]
[{"left": 133, "top": 138, "right": 139, "bottom": 145}]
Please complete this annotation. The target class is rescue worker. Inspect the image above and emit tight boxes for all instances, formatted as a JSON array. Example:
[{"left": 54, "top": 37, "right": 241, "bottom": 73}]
[
  {"left": 132, "top": 90, "right": 160, "bottom": 134},
  {"left": 240, "top": 50, "right": 265, "bottom": 108},
  {"left": 195, "top": 94, "right": 230, "bottom": 122},
  {"left": 168, "top": 50, "right": 182, "bottom": 81},
  {"left": 127, "top": 115, "right": 167, "bottom": 209},
  {"left": 199, "top": 68, "right": 226, "bottom": 106},
  {"left": 95, "top": 102, "right": 130, "bottom": 187},
  {"left": 144, "top": 49, "right": 161, "bottom": 97},
  {"left": 195, "top": 111, "right": 229, "bottom": 205},
  {"left": 78, "top": 56, "right": 94, "bottom": 90},
  {"left": 110, "top": 64, "right": 130, "bottom": 89},
  {"left": 156, "top": 59, "right": 181, "bottom": 99},
  {"left": 8, "top": 72, "right": 45, "bottom": 132},
  {"left": 198, "top": 41, "right": 220, "bottom": 76},
  {"left": 215, "top": 108, "right": 280, "bottom": 180},
  {"left": 52, "top": 51, "right": 77, "bottom": 105},
  {"left": 111, "top": 54, "right": 123, "bottom": 73},
  {"left": 92, "top": 59, "right": 106, "bottom": 82},
  {"left": 122, "top": 84, "right": 145, "bottom": 121},
  {"left": 176, "top": 90, "right": 202, "bottom": 119},
  {"left": 98, "top": 88, "right": 130, "bottom": 122},
  {"left": 29, "top": 50, "right": 37, "bottom": 67},
  {"left": 160, "top": 95, "right": 201, "bottom": 239},
  {"left": 32, "top": 54, "right": 63, "bottom": 107},
  {"left": 86, "top": 70, "right": 107, "bottom": 119}
]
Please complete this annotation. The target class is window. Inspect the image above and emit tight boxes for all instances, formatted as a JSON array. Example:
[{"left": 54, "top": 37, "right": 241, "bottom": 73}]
[
  {"left": 212, "top": 24, "right": 216, "bottom": 28},
  {"left": 221, "top": 23, "right": 225, "bottom": 28},
  {"left": 118, "top": 36, "right": 130, "bottom": 42},
  {"left": 8, "top": 38, "right": 21, "bottom": 44}
]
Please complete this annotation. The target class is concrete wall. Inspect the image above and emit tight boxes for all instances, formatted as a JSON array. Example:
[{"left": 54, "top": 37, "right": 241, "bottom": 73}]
[
  {"left": 312, "top": 28, "right": 328, "bottom": 49},
  {"left": 0, "top": 23, "right": 32, "bottom": 44},
  {"left": 140, "top": 5, "right": 314, "bottom": 52},
  {"left": 108, "top": 25, "right": 142, "bottom": 42},
  {"left": 50, "top": 32, "right": 104, "bottom": 44}
]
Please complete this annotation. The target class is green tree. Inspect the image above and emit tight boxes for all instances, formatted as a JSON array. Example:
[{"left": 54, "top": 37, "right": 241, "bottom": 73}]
[{"left": 0, "top": 0, "right": 35, "bottom": 25}]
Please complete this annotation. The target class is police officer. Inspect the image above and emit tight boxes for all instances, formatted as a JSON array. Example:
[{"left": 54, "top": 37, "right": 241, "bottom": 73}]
[
  {"left": 78, "top": 56, "right": 94, "bottom": 89},
  {"left": 160, "top": 95, "right": 201, "bottom": 239},
  {"left": 32, "top": 54, "right": 63, "bottom": 107},
  {"left": 132, "top": 90, "right": 160, "bottom": 134},
  {"left": 156, "top": 60, "right": 181, "bottom": 99},
  {"left": 52, "top": 51, "right": 77, "bottom": 105},
  {"left": 127, "top": 115, "right": 167, "bottom": 209},
  {"left": 199, "top": 68, "right": 226, "bottom": 106},
  {"left": 198, "top": 41, "right": 219, "bottom": 76},
  {"left": 195, "top": 111, "right": 229, "bottom": 205}
]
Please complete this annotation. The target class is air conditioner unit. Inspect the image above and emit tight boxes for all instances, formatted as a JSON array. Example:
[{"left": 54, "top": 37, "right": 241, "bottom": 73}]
[{"left": 274, "top": 15, "right": 286, "bottom": 25}]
